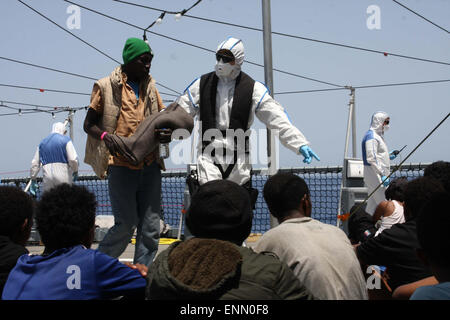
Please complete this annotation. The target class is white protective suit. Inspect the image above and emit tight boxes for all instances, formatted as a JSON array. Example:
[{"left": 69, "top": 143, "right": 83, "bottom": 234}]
[
  {"left": 30, "top": 122, "right": 79, "bottom": 192},
  {"left": 176, "top": 37, "right": 310, "bottom": 186},
  {"left": 362, "top": 111, "right": 391, "bottom": 215}
]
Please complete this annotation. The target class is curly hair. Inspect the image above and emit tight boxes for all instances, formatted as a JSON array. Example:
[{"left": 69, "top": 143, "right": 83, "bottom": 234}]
[
  {"left": 0, "top": 186, "right": 34, "bottom": 238},
  {"left": 385, "top": 177, "right": 408, "bottom": 202},
  {"left": 36, "top": 183, "right": 96, "bottom": 250},
  {"left": 424, "top": 161, "right": 450, "bottom": 192},
  {"left": 403, "top": 177, "right": 445, "bottom": 220},
  {"left": 417, "top": 192, "right": 450, "bottom": 267},
  {"left": 263, "top": 172, "right": 309, "bottom": 220}
]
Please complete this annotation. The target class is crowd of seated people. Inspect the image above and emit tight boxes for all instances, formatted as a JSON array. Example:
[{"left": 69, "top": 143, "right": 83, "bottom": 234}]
[{"left": 1, "top": 161, "right": 448, "bottom": 300}]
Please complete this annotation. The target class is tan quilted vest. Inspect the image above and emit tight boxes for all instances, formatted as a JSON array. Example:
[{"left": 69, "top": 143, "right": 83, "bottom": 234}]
[{"left": 84, "top": 66, "right": 161, "bottom": 179}]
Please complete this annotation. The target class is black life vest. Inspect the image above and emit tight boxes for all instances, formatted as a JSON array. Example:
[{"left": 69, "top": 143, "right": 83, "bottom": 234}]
[{"left": 199, "top": 71, "right": 255, "bottom": 179}]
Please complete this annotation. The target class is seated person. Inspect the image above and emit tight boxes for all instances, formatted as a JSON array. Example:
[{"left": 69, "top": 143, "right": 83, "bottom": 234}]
[
  {"left": 373, "top": 177, "right": 407, "bottom": 236},
  {"left": 348, "top": 177, "right": 407, "bottom": 243},
  {"left": 254, "top": 172, "right": 368, "bottom": 300},
  {"left": 410, "top": 191, "right": 450, "bottom": 299},
  {"left": 392, "top": 276, "right": 438, "bottom": 300},
  {"left": 355, "top": 177, "right": 443, "bottom": 291},
  {"left": 146, "top": 179, "right": 314, "bottom": 300},
  {"left": 2, "top": 184, "right": 147, "bottom": 300},
  {"left": 0, "top": 186, "right": 34, "bottom": 296},
  {"left": 423, "top": 160, "right": 450, "bottom": 192}
]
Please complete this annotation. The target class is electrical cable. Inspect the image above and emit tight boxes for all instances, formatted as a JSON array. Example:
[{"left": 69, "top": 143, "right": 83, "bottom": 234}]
[
  {"left": 0, "top": 83, "right": 91, "bottom": 96},
  {"left": 0, "top": 100, "right": 87, "bottom": 118},
  {"left": 17, "top": 0, "right": 120, "bottom": 64},
  {"left": 141, "top": 0, "right": 202, "bottom": 41},
  {"left": 0, "top": 56, "right": 97, "bottom": 81},
  {"left": 392, "top": 0, "right": 449, "bottom": 35},
  {"left": 112, "top": 0, "right": 450, "bottom": 67},
  {"left": 275, "top": 79, "right": 450, "bottom": 95},
  {"left": 15, "top": 1, "right": 181, "bottom": 95},
  {"left": 63, "top": 0, "right": 344, "bottom": 87}
]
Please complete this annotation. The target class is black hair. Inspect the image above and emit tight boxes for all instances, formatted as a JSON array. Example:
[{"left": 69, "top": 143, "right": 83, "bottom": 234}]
[
  {"left": 36, "top": 184, "right": 96, "bottom": 250},
  {"left": 417, "top": 191, "right": 450, "bottom": 267},
  {"left": 0, "top": 186, "right": 34, "bottom": 238},
  {"left": 403, "top": 177, "right": 445, "bottom": 220},
  {"left": 385, "top": 177, "right": 408, "bottom": 201},
  {"left": 263, "top": 172, "right": 309, "bottom": 220},
  {"left": 424, "top": 161, "right": 450, "bottom": 192}
]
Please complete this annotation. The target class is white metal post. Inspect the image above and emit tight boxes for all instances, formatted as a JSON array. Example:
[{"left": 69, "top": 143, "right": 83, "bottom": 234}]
[{"left": 337, "top": 87, "right": 355, "bottom": 227}]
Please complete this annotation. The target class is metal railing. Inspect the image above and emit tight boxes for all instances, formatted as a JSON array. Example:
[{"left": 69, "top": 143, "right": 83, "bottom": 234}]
[{"left": 1, "top": 163, "right": 428, "bottom": 236}]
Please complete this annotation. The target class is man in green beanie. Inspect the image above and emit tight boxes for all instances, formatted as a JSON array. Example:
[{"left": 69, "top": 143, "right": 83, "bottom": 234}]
[{"left": 83, "top": 37, "right": 169, "bottom": 267}]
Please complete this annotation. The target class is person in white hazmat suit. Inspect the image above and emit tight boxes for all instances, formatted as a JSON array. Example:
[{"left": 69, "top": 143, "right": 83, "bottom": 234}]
[
  {"left": 30, "top": 122, "right": 79, "bottom": 195},
  {"left": 176, "top": 37, "right": 320, "bottom": 205},
  {"left": 361, "top": 111, "right": 398, "bottom": 215}
]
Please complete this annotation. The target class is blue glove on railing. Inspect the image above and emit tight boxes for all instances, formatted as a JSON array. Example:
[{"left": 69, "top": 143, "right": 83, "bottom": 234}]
[
  {"left": 381, "top": 175, "right": 390, "bottom": 187},
  {"left": 72, "top": 172, "right": 78, "bottom": 182},
  {"left": 299, "top": 145, "right": 320, "bottom": 164},
  {"left": 389, "top": 150, "right": 398, "bottom": 160},
  {"left": 29, "top": 180, "right": 38, "bottom": 196}
]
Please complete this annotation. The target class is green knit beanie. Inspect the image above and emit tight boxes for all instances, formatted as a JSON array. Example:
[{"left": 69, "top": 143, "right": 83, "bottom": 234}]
[{"left": 122, "top": 38, "right": 153, "bottom": 65}]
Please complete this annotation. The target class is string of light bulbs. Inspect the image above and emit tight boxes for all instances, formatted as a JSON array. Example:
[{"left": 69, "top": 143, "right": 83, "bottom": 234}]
[
  {"left": 0, "top": 83, "right": 91, "bottom": 96},
  {"left": 7, "top": 0, "right": 449, "bottom": 109},
  {"left": 0, "top": 100, "right": 87, "bottom": 118},
  {"left": 112, "top": 0, "right": 450, "bottom": 67},
  {"left": 140, "top": 0, "right": 202, "bottom": 43},
  {"left": 16, "top": 0, "right": 181, "bottom": 95},
  {"left": 61, "top": 0, "right": 344, "bottom": 87}
]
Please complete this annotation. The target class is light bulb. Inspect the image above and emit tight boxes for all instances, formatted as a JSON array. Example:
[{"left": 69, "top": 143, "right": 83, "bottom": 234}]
[
  {"left": 19, "top": 109, "right": 22, "bottom": 116},
  {"left": 156, "top": 17, "right": 163, "bottom": 25},
  {"left": 52, "top": 112, "right": 55, "bottom": 119},
  {"left": 175, "top": 13, "right": 182, "bottom": 21}
]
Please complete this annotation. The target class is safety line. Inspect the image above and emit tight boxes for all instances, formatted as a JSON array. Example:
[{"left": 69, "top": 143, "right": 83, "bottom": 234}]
[
  {"left": 344, "top": 111, "right": 450, "bottom": 221},
  {"left": 392, "top": 0, "right": 449, "bottom": 34}
]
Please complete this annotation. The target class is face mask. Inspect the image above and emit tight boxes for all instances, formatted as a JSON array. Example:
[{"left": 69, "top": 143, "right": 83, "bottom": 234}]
[
  {"left": 383, "top": 124, "right": 390, "bottom": 131},
  {"left": 215, "top": 60, "right": 235, "bottom": 78}
]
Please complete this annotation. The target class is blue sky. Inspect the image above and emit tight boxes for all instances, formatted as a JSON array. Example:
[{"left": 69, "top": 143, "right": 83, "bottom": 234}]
[{"left": 0, "top": 0, "right": 449, "bottom": 178}]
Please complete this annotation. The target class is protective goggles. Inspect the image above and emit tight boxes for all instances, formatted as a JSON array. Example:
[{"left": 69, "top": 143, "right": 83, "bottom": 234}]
[{"left": 215, "top": 53, "right": 234, "bottom": 63}]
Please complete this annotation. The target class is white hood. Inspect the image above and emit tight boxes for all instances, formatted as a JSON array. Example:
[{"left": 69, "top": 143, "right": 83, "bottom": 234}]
[
  {"left": 52, "top": 122, "right": 66, "bottom": 135},
  {"left": 369, "top": 111, "right": 389, "bottom": 135},
  {"left": 215, "top": 37, "right": 244, "bottom": 80}
]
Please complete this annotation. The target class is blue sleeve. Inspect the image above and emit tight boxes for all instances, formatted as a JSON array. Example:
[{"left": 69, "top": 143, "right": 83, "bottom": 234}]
[
  {"left": 410, "top": 284, "right": 450, "bottom": 300},
  {"left": 94, "top": 251, "right": 146, "bottom": 299}
]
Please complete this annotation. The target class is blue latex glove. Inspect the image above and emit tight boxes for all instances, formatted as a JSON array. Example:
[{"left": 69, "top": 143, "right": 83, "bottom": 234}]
[
  {"left": 72, "top": 172, "right": 78, "bottom": 182},
  {"left": 381, "top": 175, "right": 390, "bottom": 187},
  {"left": 299, "top": 145, "right": 320, "bottom": 164},
  {"left": 29, "top": 180, "right": 38, "bottom": 196},
  {"left": 389, "top": 150, "right": 398, "bottom": 160}
]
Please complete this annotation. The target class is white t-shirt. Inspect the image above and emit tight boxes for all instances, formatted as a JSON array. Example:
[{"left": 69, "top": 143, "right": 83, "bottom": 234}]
[
  {"left": 375, "top": 200, "right": 405, "bottom": 237},
  {"left": 254, "top": 217, "right": 368, "bottom": 300}
]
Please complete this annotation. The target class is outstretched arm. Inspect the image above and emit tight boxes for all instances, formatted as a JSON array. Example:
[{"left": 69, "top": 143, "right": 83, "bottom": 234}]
[{"left": 254, "top": 83, "right": 319, "bottom": 163}]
